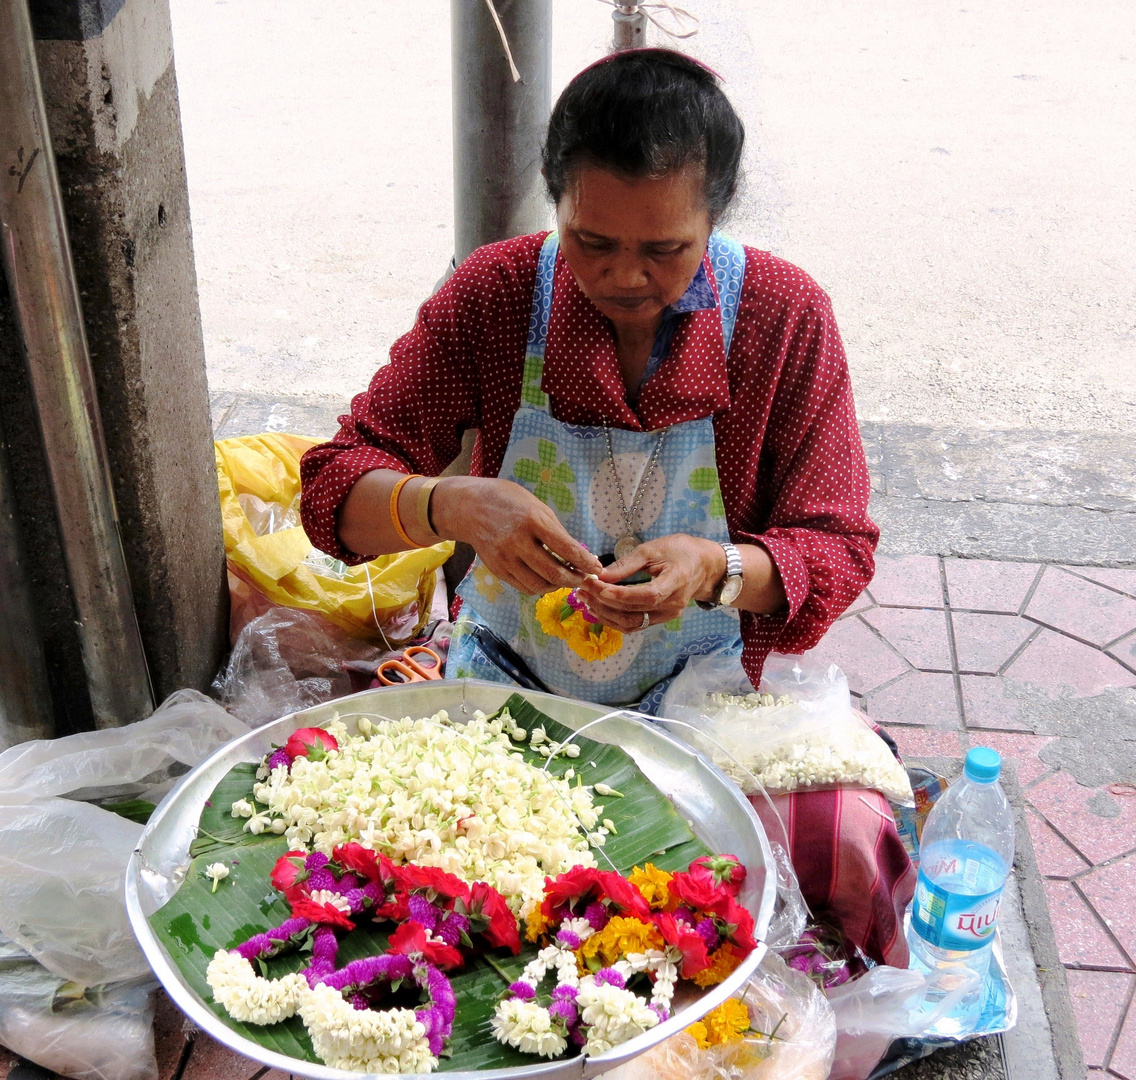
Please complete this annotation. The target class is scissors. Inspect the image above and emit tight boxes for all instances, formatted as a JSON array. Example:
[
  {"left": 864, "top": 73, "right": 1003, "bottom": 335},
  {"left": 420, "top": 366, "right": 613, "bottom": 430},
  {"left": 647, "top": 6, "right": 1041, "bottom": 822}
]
[{"left": 375, "top": 646, "right": 443, "bottom": 686}]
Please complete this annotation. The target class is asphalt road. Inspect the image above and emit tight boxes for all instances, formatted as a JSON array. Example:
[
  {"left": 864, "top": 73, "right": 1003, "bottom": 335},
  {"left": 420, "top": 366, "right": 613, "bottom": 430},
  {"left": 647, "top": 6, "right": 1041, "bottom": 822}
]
[{"left": 170, "top": 0, "right": 1135, "bottom": 433}]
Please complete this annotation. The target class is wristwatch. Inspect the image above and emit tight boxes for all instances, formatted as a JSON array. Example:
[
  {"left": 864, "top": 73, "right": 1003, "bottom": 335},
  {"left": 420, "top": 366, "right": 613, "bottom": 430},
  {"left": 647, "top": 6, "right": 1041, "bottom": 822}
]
[{"left": 696, "top": 542, "right": 744, "bottom": 610}]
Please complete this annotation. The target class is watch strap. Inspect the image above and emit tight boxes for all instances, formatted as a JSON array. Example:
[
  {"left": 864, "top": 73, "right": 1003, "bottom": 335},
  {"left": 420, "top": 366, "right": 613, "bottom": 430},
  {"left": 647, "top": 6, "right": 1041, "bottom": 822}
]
[{"left": 697, "top": 542, "right": 744, "bottom": 609}]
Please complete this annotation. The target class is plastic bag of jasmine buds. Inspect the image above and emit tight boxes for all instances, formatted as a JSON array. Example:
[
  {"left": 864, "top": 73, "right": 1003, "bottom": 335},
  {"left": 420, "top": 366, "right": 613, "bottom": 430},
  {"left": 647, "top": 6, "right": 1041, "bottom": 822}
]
[
  {"left": 601, "top": 952, "right": 836, "bottom": 1080},
  {"left": 660, "top": 653, "right": 914, "bottom": 806}
]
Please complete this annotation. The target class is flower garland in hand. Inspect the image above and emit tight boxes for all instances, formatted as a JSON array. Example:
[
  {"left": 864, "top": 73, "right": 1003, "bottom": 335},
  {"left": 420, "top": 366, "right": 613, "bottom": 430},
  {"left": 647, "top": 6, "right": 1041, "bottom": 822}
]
[
  {"left": 492, "top": 854, "right": 756, "bottom": 1059},
  {"left": 535, "top": 587, "right": 623, "bottom": 661}
]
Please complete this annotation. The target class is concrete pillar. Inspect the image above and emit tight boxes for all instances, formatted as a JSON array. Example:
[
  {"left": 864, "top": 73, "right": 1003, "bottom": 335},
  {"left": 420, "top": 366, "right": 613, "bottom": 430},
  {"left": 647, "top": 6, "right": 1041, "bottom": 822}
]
[{"left": 0, "top": 0, "right": 226, "bottom": 731}]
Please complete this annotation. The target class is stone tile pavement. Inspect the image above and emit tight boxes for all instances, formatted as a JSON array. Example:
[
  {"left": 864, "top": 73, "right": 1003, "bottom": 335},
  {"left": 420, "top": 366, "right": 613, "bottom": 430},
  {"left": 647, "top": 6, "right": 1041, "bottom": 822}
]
[{"left": 808, "top": 554, "right": 1136, "bottom": 1080}]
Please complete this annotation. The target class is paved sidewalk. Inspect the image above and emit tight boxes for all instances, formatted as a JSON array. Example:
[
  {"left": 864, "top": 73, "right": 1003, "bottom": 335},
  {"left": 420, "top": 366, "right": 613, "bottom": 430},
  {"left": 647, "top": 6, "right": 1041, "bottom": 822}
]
[{"left": 812, "top": 554, "right": 1136, "bottom": 1080}]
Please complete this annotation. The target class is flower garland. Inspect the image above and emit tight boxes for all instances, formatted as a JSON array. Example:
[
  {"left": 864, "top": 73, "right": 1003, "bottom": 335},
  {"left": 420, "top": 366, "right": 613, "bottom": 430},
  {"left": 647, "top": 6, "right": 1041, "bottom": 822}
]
[
  {"left": 206, "top": 841, "right": 519, "bottom": 1072},
  {"left": 535, "top": 587, "right": 623, "bottom": 661},
  {"left": 235, "top": 710, "right": 607, "bottom": 911},
  {"left": 492, "top": 853, "right": 756, "bottom": 1059}
]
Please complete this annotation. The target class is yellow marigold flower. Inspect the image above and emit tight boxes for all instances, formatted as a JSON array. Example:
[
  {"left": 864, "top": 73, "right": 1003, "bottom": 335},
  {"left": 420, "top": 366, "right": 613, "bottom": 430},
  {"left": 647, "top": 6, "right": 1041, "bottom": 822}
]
[
  {"left": 702, "top": 999, "right": 751, "bottom": 1046},
  {"left": 579, "top": 916, "right": 663, "bottom": 967},
  {"left": 628, "top": 864, "right": 672, "bottom": 911},
  {"left": 525, "top": 904, "right": 552, "bottom": 943},
  {"left": 692, "top": 943, "right": 745, "bottom": 988},
  {"left": 564, "top": 618, "right": 623, "bottom": 661},
  {"left": 686, "top": 1020, "right": 710, "bottom": 1049},
  {"left": 535, "top": 589, "right": 573, "bottom": 640}
]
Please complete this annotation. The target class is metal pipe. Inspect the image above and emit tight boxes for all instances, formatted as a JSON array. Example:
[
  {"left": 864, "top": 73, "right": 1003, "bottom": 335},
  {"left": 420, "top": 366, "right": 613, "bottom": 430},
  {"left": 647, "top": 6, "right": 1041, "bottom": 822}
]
[
  {"left": 612, "top": 7, "right": 648, "bottom": 50},
  {"left": 0, "top": 0, "right": 155, "bottom": 727},
  {"left": 0, "top": 430, "right": 54, "bottom": 748},
  {"left": 451, "top": 0, "right": 553, "bottom": 264}
]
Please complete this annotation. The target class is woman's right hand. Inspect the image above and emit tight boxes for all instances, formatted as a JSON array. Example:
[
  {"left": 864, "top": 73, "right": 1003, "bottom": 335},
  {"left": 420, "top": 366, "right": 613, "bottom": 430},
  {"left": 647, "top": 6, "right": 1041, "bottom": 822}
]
[{"left": 432, "top": 476, "right": 602, "bottom": 595}]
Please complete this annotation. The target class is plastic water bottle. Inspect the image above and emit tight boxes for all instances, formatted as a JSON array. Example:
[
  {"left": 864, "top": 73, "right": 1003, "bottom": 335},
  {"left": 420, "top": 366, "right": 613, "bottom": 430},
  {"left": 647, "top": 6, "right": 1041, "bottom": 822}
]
[{"left": 906, "top": 747, "right": 1015, "bottom": 1036}]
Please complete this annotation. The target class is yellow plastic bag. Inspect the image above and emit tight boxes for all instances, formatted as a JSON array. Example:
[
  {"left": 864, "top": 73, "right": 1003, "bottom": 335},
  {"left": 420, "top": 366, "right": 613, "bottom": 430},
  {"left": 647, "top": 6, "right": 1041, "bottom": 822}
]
[{"left": 216, "top": 434, "right": 453, "bottom": 644}]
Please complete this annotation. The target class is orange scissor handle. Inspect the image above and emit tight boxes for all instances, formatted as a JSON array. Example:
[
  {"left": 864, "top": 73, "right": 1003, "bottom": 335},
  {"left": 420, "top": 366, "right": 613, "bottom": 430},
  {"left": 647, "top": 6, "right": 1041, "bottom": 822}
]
[{"left": 375, "top": 646, "right": 443, "bottom": 685}]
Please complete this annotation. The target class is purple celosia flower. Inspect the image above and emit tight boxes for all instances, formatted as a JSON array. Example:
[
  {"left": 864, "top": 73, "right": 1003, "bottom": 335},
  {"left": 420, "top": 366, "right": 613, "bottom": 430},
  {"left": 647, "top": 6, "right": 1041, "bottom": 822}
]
[
  {"left": 312, "top": 925, "right": 338, "bottom": 963},
  {"left": 508, "top": 981, "right": 536, "bottom": 1000},
  {"left": 325, "top": 953, "right": 413, "bottom": 994},
  {"left": 336, "top": 873, "right": 360, "bottom": 893},
  {"left": 650, "top": 1003, "right": 670, "bottom": 1023},
  {"left": 362, "top": 881, "right": 383, "bottom": 903},
  {"left": 351, "top": 992, "right": 369, "bottom": 1011},
  {"left": 345, "top": 888, "right": 368, "bottom": 913},
  {"left": 234, "top": 933, "right": 272, "bottom": 961},
  {"left": 305, "top": 852, "right": 329, "bottom": 871},
  {"left": 549, "top": 999, "right": 578, "bottom": 1025},
  {"left": 267, "top": 748, "right": 290, "bottom": 771},
  {"left": 583, "top": 902, "right": 609, "bottom": 931},
  {"left": 694, "top": 918, "right": 720, "bottom": 951},
  {"left": 673, "top": 906, "right": 695, "bottom": 926},
  {"left": 565, "top": 591, "right": 600, "bottom": 624},
  {"left": 434, "top": 919, "right": 463, "bottom": 948},
  {"left": 569, "top": 1026, "right": 587, "bottom": 1047},
  {"left": 556, "top": 929, "right": 581, "bottom": 950},
  {"left": 408, "top": 894, "right": 440, "bottom": 931},
  {"left": 551, "top": 985, "right": 578, "bottom": 1002},
  {"left": 594, "top": 968, "right": 626, "bottom": 989},
  {"left": 306, "top": 866, "right": 336, "bottom": 891}
]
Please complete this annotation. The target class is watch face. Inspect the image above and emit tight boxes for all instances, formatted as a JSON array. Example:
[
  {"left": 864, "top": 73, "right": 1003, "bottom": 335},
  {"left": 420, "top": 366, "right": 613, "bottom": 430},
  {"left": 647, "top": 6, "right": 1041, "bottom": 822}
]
[{"left": 720, "top": 575, "right": 743, "bottom": 606}]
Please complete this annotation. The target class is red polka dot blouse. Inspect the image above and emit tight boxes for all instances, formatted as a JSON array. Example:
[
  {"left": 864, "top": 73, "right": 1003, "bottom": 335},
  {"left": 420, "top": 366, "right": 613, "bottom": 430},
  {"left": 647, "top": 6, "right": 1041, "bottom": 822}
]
[{"left": 300, "top": 232, "right": 878, "bottom": 685}]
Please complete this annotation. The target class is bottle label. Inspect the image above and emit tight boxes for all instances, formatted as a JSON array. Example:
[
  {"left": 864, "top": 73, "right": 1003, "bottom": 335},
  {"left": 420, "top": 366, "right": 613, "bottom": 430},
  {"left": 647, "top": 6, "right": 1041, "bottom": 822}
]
[{"left": 912, "top": 869, "right": 1003, "bottom": 951}]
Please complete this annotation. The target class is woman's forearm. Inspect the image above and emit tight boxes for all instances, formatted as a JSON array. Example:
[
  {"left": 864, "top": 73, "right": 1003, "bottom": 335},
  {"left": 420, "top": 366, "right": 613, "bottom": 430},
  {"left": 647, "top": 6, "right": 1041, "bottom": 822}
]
[
  {"left": 693, "top": 538, "right": 788, "bottom": 614},
  {"left": 337, "top": 470, "right": 441, "bottom": 557}
]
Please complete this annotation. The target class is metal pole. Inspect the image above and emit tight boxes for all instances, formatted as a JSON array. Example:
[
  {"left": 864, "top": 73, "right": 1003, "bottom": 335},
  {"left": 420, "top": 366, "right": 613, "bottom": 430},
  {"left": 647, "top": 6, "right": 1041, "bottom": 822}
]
[
  {"left": 612, "top": 6, "right": 648, "bottom": 50},
  {"left": 0, "top": 0, "right": 155, "bottom": 727},
  {"left": 0, "top": 431, "right": 54, "bottom": 748},
  {"left": 452, "top": 0, "right": 553, "bottom": 264}
]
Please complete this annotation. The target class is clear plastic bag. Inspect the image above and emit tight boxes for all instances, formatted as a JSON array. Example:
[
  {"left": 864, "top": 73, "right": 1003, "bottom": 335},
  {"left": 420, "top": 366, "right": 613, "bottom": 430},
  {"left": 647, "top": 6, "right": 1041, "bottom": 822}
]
[
  {"left": 0, "top": 934, "right": 157, "bottom": 1080},
  {"left": 660, "top": 653, "right": 914, "bottom": 806},
  {"left": 825, "top": 964, "right": 983, "bottom": 1080},
  {"left": 600, "top": 952, "right": 836, "bottom": 1080},
  {"left": 0, "top": 691, "right": 250, "bottom": 1079}
]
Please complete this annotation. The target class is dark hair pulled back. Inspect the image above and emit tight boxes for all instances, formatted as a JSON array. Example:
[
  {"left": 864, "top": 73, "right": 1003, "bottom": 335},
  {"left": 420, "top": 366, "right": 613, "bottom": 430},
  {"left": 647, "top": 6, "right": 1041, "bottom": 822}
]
[{"left": 542, "top": 48, "right": 745, "bottom": 223}]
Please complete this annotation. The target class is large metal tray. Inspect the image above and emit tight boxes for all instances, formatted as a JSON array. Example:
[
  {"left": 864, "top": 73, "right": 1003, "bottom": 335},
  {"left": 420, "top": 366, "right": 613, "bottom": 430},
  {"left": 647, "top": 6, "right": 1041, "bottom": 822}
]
[{"left": 126, "top": 679, "right": 776, "bottom": 1080}]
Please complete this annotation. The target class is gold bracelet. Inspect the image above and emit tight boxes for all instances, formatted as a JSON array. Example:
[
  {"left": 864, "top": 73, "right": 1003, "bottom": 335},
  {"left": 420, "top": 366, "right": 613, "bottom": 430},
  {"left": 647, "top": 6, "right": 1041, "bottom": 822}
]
[
  {"left": 389, "top": 473, "right": 421, "bottom": 548},
  {"left": 416, "top": 477, "right": 442, "bottom": 541}
]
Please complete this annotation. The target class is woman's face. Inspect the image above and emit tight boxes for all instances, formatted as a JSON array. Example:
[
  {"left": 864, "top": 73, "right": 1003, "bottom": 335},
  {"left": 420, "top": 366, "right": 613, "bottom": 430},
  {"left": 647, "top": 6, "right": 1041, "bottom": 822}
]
[{"left": 556, "top": 164, "right": 712, "bottom": 334}]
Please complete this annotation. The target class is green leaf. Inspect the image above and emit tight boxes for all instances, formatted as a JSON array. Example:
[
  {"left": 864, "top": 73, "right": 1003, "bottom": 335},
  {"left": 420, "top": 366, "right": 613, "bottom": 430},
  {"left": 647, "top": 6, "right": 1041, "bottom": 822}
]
[
  {"left": 102, "top": 798, "right": 157, "bottom": 824},
  {"left": 147, "top": 698, "right": 710, "bottom": 1071}
]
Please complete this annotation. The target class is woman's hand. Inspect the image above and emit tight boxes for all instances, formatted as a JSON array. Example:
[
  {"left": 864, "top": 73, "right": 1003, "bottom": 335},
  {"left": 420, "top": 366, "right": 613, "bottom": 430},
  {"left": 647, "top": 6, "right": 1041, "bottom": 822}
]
[
  {"left": 573, "top": 534, "right": 724, "bottom": 631},
  {"left": 432, "top": 476, "right": 603, "bottom": 595}
]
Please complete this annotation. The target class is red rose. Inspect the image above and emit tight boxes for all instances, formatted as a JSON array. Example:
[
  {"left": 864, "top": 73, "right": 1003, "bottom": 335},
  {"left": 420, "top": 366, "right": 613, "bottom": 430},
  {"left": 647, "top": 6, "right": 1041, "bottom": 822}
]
[
  {"left": 388, "top": 920, "right": 464, "bottom": 971},
  {"left": 707, "top": 892, "right": 757, "bottom": 953},
  {"left": 653, "top": 912, "right": 711, "bottom": 977},
  {"left": 690, "top": 854, "right": 747, "bottom": 896},
  {"left": 596, "top": 871, "right": 652, "bottom": 920},
  {"left": 466, "top": 881, "right": 521, "bottom": 954},
  {"left": 332, "top": 843, "right": 392, "bottom": 886},
  {"left": 669, "top": 871, "right": 727, "bottom": 913},
  {"left": 373, "top": 891, "right": 410, "bottom": 924},
  {"left": 540, "top": 866, "right": 604, "bottom": 919},
  {"left": 270, "top": 852, "right": 309, "bottom": 901},
  {"left": 392, "top": 863, "right": 470, "bottom": 903},
  {"left": 284, "top": 727, "right": 338, "bottom": 762},
  {"left": 290, "top": 897, "right": 356, "bottom": 931}
]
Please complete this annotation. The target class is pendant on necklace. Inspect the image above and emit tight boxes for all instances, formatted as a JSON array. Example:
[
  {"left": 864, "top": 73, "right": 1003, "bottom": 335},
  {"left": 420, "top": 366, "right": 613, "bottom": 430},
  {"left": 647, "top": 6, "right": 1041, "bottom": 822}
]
[{"left": 614, "top": 533, "right": 641, "bottom": 562}]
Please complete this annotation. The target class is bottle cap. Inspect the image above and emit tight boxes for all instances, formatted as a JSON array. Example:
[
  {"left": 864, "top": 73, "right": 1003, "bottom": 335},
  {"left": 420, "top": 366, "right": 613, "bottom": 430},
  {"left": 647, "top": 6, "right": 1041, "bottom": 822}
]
[{"left": 965, "top": 746, "right": 1002, "bottom": 783}]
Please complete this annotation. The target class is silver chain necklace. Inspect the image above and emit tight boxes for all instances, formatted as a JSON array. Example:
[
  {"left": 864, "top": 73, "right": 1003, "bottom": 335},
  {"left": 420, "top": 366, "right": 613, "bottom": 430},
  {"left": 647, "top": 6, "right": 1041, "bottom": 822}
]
[{"left": 603, "top": 420, "right": 668, "bottom": 561}]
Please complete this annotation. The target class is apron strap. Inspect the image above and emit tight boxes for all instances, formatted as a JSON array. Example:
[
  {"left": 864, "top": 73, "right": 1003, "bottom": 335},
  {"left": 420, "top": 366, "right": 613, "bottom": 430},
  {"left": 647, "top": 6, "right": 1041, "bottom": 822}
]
[
  {"left": 707, "top": 231, "right": 747, "bottom": 358},
  {"left": 519, "top": 232, "right": 559, "bottom": 413}
]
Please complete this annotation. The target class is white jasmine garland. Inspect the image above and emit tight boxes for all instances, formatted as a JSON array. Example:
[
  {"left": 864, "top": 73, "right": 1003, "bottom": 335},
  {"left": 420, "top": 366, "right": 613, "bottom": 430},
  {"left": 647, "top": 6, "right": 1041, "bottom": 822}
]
[
  {"left": 245, "top": 710, "right": 603, "bottom": 911},
  {"left": 205, "top": 949, "right": 305, "bottom": 1025},
  {"left": 490, "top": 999, "right": 567, "bottom": 1059},
  {"left": 230, "top": 799, "right": 254, "bottom": 818},
  {"left": 576, "top": 977, "right": 660, "bottom": 1055},
  {"left": 298, "top": 982, "right": 436, "bottom": 1073}
]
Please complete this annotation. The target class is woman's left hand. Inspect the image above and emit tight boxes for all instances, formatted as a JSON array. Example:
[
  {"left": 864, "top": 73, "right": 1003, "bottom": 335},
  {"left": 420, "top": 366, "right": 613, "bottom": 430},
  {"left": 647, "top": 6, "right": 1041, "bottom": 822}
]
[{"left": 572, "top": 534, "right": 726, "bottom": 631}]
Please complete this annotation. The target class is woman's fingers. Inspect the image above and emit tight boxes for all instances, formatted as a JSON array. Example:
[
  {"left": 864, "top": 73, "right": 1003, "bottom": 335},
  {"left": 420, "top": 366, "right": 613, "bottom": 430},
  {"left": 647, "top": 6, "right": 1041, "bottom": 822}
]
[{"left": 535, "top": 521, "right": 603, "bottom": 577}]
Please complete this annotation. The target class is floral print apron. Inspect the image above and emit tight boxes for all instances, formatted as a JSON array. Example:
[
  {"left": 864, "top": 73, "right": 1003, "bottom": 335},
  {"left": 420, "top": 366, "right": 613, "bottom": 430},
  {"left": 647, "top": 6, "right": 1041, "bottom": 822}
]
[{"left": 446, "top": 231, "right": 746, "bottom": 708}]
